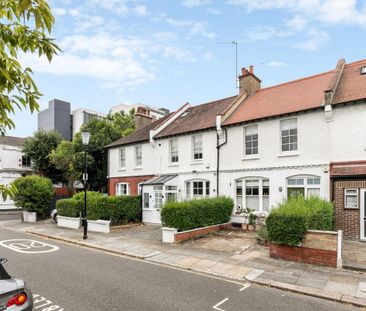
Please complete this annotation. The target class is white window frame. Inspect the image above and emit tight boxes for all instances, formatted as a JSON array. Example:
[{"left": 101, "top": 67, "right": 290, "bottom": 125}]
[
  {"left": 165, "top": 185, "right": 178, "bottom": 202},
  {"left": 169, "top": 139, "right": 179, "bottom": 163},
  {"left": 243, "top": 125, "right": 258, "bottom": 156},
  {"left": 185, "top": 180, "right": 210, "bottom": 199},
  {"left": 135, "top": 145, "right": 142, "bottom": 167},
  {"left": 345, "top": 188, "right": 358, "bottom": 209},
  {"left": 235, "top": 177, "right": 270, "bottom": 213},
  {"left": 192, "top": 134, "right": 203, "bottom": 161},
  {"left": 286, "top": 175, "right": 321, "bottom": 198},
  {"left": 115, "top": 183, "right": 130, "bottom": 196},
  {"left": 119, "top": 148, "right": 126, "bottom": 169},
  {"left": 280, "top": 118, "right": 298, "bottom": 152}
]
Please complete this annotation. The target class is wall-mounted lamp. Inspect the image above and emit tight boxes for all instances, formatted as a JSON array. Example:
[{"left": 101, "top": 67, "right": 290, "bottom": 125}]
[{"left": 278, "top": 186, "right": 283, "bottom": 192}]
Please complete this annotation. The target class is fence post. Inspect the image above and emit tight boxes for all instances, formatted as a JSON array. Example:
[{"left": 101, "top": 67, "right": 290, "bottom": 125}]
[{"left": 337, "top": 230, "right": 343, "bottom": 269}]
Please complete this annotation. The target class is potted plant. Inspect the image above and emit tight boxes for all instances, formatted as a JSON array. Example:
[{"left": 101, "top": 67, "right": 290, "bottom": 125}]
[
  {"left": 248, "top": 212, "right": 257, "bottom": 231},
  {"left": 12, "top": 176, "right": 53, "bottom": 223}
]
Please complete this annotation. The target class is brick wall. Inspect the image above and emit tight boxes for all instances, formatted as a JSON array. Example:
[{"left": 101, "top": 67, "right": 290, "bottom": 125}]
[
  {"left": 108, "top": 175, "right": 154, "bottom": 196},
  {"left": 334, "top": 180, "right": 366, "bottom": 240},
  {"left": 269, "top": 230, "right": 338, "bottom": 268}
]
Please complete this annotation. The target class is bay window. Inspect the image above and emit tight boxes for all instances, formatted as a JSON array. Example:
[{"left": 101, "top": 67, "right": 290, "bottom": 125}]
[
  {"left": 287, "top": 175, "right": 320, "bottom": 198},
  {"left": 185, "top": 180, "right": 210, "bottom": 199},
  {"left": 235, "top": 178, "right": 270, "bottom": 212}
]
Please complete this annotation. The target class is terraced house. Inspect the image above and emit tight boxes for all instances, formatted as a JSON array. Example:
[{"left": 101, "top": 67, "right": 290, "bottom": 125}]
[{"left": 107, "top": 58, "right": 366, "bottom": 240}]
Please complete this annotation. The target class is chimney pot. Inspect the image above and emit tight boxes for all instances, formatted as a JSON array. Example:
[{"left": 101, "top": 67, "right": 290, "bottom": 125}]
[
  {"left": 249, "top": 65, "right": 254, "bottom": 74},
  {"left": 241, "top": 67, "right": 247, "bottom": 75}
]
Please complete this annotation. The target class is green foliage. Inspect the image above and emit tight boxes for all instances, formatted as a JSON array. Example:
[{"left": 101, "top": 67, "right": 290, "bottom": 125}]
[
  {"left": 50, "top": 140, "right": 82, "bottom": 190},
  {"left": 56, "top": 199, "right": 81, "bottom": 218},
  {"left": 266, "top": 197, "right": 334, "bottom": 246},
  {"left": 248, "top": 212, "right": 257, "bottom": 225},
  {"left": 72, "top": 110, "right": 135, "bottom": 192},
  {"left": 12, "top": 175, "right": 53, "bottom": 217},
  {"left": 0, "top": 0, "right": 60, "bottom": 134},
  {"left": 160, "top": 197, "right": 233, "bottom": 231},
  {"left": 0, "top": 183, "right": 17, "bottom": 201},
  {"left": 256, "top": 224, "right": 269, "bottom": 244},
  {"left": 60, "top": 192, "right": 141, "bottom": 223},
  {"left": 23, "top": 130, "right": 64, "bottom": 183}
]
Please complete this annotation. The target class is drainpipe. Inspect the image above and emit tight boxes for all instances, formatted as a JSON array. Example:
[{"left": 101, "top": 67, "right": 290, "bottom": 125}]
[{"left": 216, "top": 115, "right": 227, "bottom": 197}]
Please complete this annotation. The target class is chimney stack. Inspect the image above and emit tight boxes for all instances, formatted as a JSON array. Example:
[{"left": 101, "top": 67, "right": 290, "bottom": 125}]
[
  {"left": 238, "top": 65, "right": 261, "bottom": 96},
  {"left": 134, "top": 106, "right": 153, "bottom": 130}
]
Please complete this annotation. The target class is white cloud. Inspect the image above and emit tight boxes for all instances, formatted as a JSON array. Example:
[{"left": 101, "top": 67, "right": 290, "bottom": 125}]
[
  {"left": 207, "top": 8, "right": 222, "bottom": 15},
  {"left": 133, "top": 5, "right": 148, "bottom": 16},
  {"left": 295, "top": 28, "right": 330, "bottom": 51},
  {"left": 87, "top": 0, "right": 130, "bottom": 15},
  {"left": 267, "top": 61, "right": 287, "bottom": 67},
  {"left": 227, "top": 0, "right": 366, "bottom": 27},
  {"left": 181, "top": 0, "right": 211, "bottom": 7},
  {"left": 53, "top": 7, "right": 66, "bottom": 16},
  {"left": 152, "top": 32, "right": 178, "bottom": 42},
  {"left": 286, "top": 15, "right": 307, "bottom": 31},
  {"left": 166, "top": 18, "right": 216, "bottom": 38},
  {"left": 246, "top": 26, "right": 291, "bottom": 41}
]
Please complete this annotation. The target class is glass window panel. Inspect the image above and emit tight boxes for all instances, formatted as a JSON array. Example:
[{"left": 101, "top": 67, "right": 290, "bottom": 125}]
[
  {"left": 206, "top": 181, "right": 210, "bottom": 195},
  {"left": 307, "top": 188, "right": 320, "bottom": 198},
  {"left": 143, "top": 193, "right": 149, "bottom": 208},
  {"left": 246, "top": 196, "right": 259, "bottom": 211},
  {"left": 244, "top": 125, "right": 259, "bottom": 156},
  {"left": 193, "top": 135, "right": 203, "bottom": 160},
  {"left": 263, "top": 197, "right": 269, "bottom": 211}
]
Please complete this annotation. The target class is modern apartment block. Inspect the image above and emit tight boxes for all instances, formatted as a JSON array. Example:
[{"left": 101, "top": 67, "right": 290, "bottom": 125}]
[{"left": 38, "top": 99, "right": 169, "bottom": 140}]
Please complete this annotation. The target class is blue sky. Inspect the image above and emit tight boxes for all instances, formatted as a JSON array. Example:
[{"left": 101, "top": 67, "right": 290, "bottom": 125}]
[{"left": 9, "top": 0, "right": 366, "bottom": 137}]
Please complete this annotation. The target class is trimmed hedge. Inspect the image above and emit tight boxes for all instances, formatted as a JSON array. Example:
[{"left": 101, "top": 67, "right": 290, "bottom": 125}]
[
  {"left": 56, "top": 192, "right": 141, "bottom": 224},
  {"left": 266, "top": 197, "right": 333, "bottom": 246},
  {"left": 160, "top": 197, "right": 233, "bottom": 231},
  {"left": 12, "top": 175, "right": 54, "bottom": 218}
]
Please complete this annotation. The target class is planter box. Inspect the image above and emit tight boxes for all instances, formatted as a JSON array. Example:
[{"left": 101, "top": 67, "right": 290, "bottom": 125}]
[
  {"left": 88, "top": 220, "right": 111, "bottom": 233},
  {"left": 162, "top": 223, "right": 232, "bottom": 243},
  {"left": 162, "top": 227, "right": 177, "bottom": 243},
  {"left": 230, "top": 214, "right": 248, "bottom": 224},
  {"left": 58, "top": 216, "right": 80, "bottom": 230},
  {"left": 22, "top": 211, "right": 37, "bottom": 223}
]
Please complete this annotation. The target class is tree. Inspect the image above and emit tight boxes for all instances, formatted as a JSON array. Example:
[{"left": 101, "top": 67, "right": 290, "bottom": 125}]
[
  {"left": 23, "top": 130, "right": 64, "bottom": 183},
  {"left": 0, "top": 0, "right": 59, "bottom": 134},
  {"left": 49, "top": 140, "right": 82, "bottom": 193},
  {"left": 73, "top": 110, "right": 135, "bottom": 192}
]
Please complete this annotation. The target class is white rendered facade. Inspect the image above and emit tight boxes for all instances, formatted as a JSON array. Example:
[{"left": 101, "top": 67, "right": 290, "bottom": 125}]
[{"left": 108, "top": 101, "right": 366, "bottom": 224}]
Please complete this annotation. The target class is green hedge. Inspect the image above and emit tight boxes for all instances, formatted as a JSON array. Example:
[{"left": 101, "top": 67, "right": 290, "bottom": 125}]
[
  {"left": 160, "top": 197, "right": 233, "bottom": 231},
  {"left": 56, "top": 192, "right": 141, "bottom": 223},
  {"left": 56, "top": 199, "right": 81, "bottom": 218},
  {"left": 12, "top": 175, "right": 54, "bottom": 218},
  {"left": 266, "top": 197, "right": 333, "bottom": 246}
]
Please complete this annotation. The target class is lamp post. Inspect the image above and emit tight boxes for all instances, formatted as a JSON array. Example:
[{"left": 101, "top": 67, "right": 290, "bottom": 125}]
[{"left": 81, "top": 131, "right": 90, "bottom": 240}]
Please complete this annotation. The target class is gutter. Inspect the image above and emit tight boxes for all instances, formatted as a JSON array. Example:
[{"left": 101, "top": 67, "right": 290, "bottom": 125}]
[{"left": 216, "top": 115, "right": 227, "bottom": 197}]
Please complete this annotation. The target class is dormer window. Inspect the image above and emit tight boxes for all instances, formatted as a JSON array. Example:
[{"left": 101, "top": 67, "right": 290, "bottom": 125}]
[{"left": 361, "top": 67, "right": 366, "bottom": 75}]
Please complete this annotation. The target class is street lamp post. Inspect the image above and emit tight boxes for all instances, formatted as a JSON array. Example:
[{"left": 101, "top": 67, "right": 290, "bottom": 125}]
[{"left": 81, "top": 131, "right": 90, "bottom": 240}]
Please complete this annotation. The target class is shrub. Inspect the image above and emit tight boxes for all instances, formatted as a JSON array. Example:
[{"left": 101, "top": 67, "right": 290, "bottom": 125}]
[
  {"left": 12, "top": 175, "right": 53, "bottom": 218},
  {"left": 56, "top": 199, "right": 81, "bottom": 218},
  {"left": 160, "top": 197, "right": 233, "bottom": 231},
  {"left": 266, "top": 196, "right": 333, "bottom": 246},
  {"left": 256, "top": 224, "right": 269, "bottom": 244},
  {"left": 62, "top": 192, "right": 142, "bottom": 223}
]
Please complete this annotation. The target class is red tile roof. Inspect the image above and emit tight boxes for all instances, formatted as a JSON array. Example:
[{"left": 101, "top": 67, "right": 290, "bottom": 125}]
[
  {"left": 224, "top": 59, "right": 366, "bottom": 126},
  {"left": 332, "top": 59, "right": 366, "bottom": 104},
  {"left": 155, "top": 96, "right": 236, "bottom": 139}
]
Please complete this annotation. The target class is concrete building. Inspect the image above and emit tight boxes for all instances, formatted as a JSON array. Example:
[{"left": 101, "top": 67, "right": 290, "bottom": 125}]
[
  {"left": 38, "top": 99, "right": 72, "bottom": 140},
  {"left": 0, "top": 136, "right": 32, "bottom": 210},
  {"left": 107, "top": 58, "right": 366, "bottom": 241},
  {"left": 38, "top": 100, "right": 168, "bottom": 140}
]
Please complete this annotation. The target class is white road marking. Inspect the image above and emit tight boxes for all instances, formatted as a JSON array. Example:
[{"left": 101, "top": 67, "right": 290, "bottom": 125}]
[
  {"left": 33, "top": 294, "right": 64, "bottom": 311},
  {"left": 239, "top": 283, "right": 251, "bottom": 291},
  {"left": 213, "top": 298, "right": 229, "bottom": 311},
  {"left": 0, "top": 239, "right": 59, "bottom": 254},
  {"left": 245, "top": 269, "right": 264, "bottom": 281}
]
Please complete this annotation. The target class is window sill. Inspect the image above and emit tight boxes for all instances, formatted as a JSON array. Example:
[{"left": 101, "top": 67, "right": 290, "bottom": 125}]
[
  {"left": 133, "top": 167, "right": 143, "bottom": 170},
  {"left": 168, "top": 163, "right": 179, "bottom": 167},
  {"left": 118, "top": 168, "right": 126, "bottom": 172},
  {"left": 277, "top": 152, "right": 299, "bottom": 158},
  {"left": 190, "top": 161, "right": 203, "bottom": 165},
  {"left": 242, "top": 155, "right": 260, "bottom": 161}
]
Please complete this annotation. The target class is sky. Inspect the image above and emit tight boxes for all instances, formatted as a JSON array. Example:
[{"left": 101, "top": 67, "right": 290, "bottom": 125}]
[{"left": 8, "top": 0, "right": 366, "bottom": 137}]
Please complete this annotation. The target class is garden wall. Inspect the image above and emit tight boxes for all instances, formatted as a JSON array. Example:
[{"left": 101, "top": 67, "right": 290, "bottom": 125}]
[{"left": 270, "top": 230, "right": 341, "bottom": 268}]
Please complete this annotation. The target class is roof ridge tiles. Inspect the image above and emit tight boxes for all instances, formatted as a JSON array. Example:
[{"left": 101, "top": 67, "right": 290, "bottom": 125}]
[{"left": 188, "top": 95, "right": 237, "bottom": 109}]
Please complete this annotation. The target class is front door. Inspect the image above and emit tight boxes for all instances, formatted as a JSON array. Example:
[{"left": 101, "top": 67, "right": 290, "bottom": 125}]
[{"left": 360, "top": 189, "right": 366, "bottom": 240}]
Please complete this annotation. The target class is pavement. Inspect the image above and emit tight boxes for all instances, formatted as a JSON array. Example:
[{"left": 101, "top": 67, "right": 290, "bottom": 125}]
[
  {"left": 0, "top": 227, "right": 357, "bottom": 311},
  {"left": 1, "top": 220, "right": 366, "bottom": 308}
]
